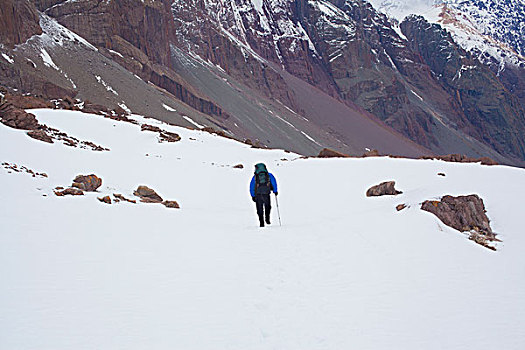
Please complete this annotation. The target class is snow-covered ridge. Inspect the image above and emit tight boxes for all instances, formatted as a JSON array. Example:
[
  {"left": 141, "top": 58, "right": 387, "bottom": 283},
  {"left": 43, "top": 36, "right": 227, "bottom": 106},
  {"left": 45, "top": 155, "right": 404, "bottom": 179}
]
[
  {"left": 368, "top": 0, "right": 525, "bottom": 68},
  {"left": 1, "top": 108, "right": 525, "bottom": 348}
]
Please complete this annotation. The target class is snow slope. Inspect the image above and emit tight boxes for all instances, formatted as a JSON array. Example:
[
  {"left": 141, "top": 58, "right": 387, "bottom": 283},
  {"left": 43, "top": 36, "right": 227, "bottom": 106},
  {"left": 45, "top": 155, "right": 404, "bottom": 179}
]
[{"left": 1, "top": 109, "right": 525, "bottom": 349}]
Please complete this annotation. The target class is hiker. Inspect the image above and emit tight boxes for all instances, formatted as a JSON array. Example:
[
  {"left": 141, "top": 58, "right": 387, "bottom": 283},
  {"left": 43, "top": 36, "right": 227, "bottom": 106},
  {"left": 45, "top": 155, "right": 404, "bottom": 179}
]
[{"left": 250, "top": 163, "right": 278, "bottom": 227}]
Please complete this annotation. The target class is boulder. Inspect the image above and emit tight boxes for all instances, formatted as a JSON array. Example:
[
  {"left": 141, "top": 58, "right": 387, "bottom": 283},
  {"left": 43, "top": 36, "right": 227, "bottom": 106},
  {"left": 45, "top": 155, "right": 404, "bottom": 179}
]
[
  {"left": 233, "top": 164, "right": 244, "bottom": 169},
  {"left": 396, "top": 204, "right": 407, "bottom": 211},
  {"left": 366, "top": 181, "right": 403, "bottom": 197},
  {"left": 98, "top": 195, "right": 112, "bottom": 204},
  {"left": 317, "top": 148, "right": 350, "bottom": 158},
  {"left": 421, "top": 195, "right": 493, "bottom": 236},
  {"left": 27, "top": 130, "right": 53, "bottom": 143},
  {"left": 72, "top": 174, "right": 102, "bottom": 191},
  {"left": 134, "top": 185, "right": 163, "bottom": 203},
  {"left": 54, "top": 187, "right": 84, "bottom": 196},
  {"left": 162, "top": 200, "right": 180, "bottom": 209}
]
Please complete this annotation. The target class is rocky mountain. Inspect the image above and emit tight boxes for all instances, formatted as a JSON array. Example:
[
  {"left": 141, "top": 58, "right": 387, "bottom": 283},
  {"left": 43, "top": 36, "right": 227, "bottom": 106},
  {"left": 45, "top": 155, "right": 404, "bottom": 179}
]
[
  {"left": 1, "top": 0, "right": 525, "bottom": 165},
  {"left": 369, "top": 0, "right": 525, "bottom": 100},
  {"left": 171, "top": 0, "right": 525, "bottom": 163}
]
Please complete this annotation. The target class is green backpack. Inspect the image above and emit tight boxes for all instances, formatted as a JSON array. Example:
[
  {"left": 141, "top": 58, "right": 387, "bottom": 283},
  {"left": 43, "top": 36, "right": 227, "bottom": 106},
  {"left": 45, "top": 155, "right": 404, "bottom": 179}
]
[{"left": 254, "top": 163, "right": 271, "bottom": 193}]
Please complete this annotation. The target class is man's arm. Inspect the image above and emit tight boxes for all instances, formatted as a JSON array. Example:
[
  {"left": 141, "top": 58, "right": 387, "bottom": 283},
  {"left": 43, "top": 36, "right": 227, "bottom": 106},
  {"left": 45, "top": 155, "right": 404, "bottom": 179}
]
[
  {"left": 250, "top": 176, "right": 256, "bottom": 197},
  {"left": 269, "top": 173, "right": 278, "bottom": 194}
]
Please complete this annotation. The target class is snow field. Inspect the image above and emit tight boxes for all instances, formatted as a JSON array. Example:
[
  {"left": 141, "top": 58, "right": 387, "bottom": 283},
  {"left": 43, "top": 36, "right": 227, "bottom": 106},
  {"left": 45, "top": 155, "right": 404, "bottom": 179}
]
[{"left": 1, "top": 109, "right": 525, "bottom": 349}]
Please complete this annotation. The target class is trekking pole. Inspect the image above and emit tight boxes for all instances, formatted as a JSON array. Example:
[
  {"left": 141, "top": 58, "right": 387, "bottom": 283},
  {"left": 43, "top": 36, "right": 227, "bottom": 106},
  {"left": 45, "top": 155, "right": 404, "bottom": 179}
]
[{"left": 275, "top": 194, "right": 282, "bottom": 226}]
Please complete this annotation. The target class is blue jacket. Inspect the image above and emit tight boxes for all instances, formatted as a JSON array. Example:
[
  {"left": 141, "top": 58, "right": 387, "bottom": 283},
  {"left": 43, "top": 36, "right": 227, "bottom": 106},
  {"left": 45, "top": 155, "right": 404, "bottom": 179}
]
[{"left": 250, "top": 172, "right": 278, "bottom": 197}]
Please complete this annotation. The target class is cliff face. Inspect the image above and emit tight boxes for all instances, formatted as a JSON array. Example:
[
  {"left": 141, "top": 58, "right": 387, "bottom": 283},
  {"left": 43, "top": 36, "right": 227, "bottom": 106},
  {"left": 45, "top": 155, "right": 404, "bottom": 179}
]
[
  {"left": 45, "top": 0, "right": 174, "bottom": 68},
  {"left": 401, "top": 15, "right": 525, "bottom": 160},
  {"left": 0, "top": 0, "right": 42, "bottom": 48},
  {"left": 37, "top": 0, "right": 227, "bottom": 119}
]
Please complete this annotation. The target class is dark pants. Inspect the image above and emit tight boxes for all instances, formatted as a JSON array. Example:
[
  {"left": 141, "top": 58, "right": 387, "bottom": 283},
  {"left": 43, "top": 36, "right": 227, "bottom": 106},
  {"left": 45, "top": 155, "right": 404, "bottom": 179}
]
[{"left": 255, "top": 194, "right": 271, "bottom": 226}]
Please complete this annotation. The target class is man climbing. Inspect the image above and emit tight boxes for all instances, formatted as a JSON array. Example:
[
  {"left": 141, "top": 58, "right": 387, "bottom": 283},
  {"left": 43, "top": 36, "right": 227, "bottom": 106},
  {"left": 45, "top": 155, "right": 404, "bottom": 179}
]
[{"left": 250, "top": 163, "right": 278, "bottom": 227}]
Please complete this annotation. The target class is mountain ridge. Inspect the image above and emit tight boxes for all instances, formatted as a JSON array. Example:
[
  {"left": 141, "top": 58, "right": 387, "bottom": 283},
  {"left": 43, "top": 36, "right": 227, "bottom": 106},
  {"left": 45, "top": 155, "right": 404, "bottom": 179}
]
[{"left": 1, "top": 0, "right": 525, "bottom": 166}]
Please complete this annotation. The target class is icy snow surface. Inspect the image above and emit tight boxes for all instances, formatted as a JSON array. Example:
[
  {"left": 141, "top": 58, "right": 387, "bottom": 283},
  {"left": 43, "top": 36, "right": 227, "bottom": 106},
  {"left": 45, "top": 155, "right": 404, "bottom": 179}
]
[{"left": 1, "top": 109, "right": 525, "bottom": 349}]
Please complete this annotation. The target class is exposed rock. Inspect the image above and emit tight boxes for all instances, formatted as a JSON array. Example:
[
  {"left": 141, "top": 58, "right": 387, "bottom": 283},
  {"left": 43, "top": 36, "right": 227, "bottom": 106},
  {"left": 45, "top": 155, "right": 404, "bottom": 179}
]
[
  {"left": 201, "top": 126, "right": 235, "bottom": 140},
  {"left": 233, "top": 164, "right": 244, "bottom": 169},
  {"left": 141, "top": 124, "right": 162, "bottom": 133},
  {"left": 396, "top": 204, "right": 407, "bottom": 211},
  {"left": 98, "top": 195, "right": 111, "bottom": 204},
  {"left": 141, "top": 124, "right": 180, "bottom": 142},
  {"left": 54, "top": 187, "right": 84, "bottom": 196},
  {"left": 2, "top": 162, "right": 47, "bottom": 177},
  {"left": 421, "top": 195, "right": 498, "bottom": 250},
  {"left": 162, "top": 200, "right": 180, "bottom": 209},
  {"left": 362, "top": 149, "right": 380, "bottom": 157},
  {"left": 0, "top": 0, "right": 42, "bottom": 48},
  {"left": 40, "top": 125, "right": 109, "bottom": 151},
  {"left": 0, "top": 101, "right": 40, "bottom": 130},
  {"left": 27, "top": 129, "right": 53, "bottom": 143},
  {"left": 159, "top": 130, "right": 181, "bottom": 143},
  {"left": 3, "top": 93, "right": 54, "bottom": 109},
  {"left": 420, "top": 154, "right": 498, "bottom": 166},
  {"left": 318, "top": 148, "right": 350, "bottom": 158},
  {"left": 113, "top": 193, "right": 136, "bottom": 204},
  {"left": 134, "top": 185, "right": 163, "bottom": 203},
  {"left": 81, "top": 102, "right": 112, "bottom": 116},
  {"left": 366, "top": 181, "right": 403, "bottom": 197},
  {"left": 438, "top": 173, "right": 446, "bottom": 177},
  {"left": 72, "top": 174, "right": 102, "bottom": 192}
]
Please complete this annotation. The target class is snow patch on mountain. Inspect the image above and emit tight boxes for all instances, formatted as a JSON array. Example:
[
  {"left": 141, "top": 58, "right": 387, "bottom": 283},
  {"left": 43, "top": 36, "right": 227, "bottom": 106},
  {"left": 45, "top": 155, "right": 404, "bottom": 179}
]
[
  {"left": 95, "top": 75, "right": 118, "bottom": 95},
  {"left": 34, "top": 14, "right": 97, "bottom": 51},
  {"left": 39, "top": 48, "right": 59, "bottom": 70},
  {"left": 1, "top": 52, "right": 14, "bottom": 64}
]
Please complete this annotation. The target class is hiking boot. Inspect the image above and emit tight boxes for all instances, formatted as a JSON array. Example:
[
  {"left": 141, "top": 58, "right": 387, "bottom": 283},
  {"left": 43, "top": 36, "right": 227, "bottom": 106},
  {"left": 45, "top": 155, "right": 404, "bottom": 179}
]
[{"left": 265, "top": 216, "right": 271, "bottom": 225}]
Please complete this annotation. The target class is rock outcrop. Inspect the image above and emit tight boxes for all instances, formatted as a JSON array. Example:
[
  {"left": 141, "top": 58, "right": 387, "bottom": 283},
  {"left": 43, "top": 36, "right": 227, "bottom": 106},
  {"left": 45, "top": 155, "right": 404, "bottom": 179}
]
[
  {"left": 162, "top": 200, "right": 180, "bottom": 209},
  {"left": 141, "top": 124, "right": 181, "bottom": 143},
  {"left": 366, "top": 181, "right": 403, "bottom": 197},
  {"left": 133, "top": 185, "right": 180, "bottom": 208},
  {"left": 396, "top": 204, "right": 407, "bottom": 211},
  {"left": 421, "top": 194, "right": 498, "bottom": 250},
  {"left": 134, "top": 185, "right": 163, "bottom": 203},
  {"left": 0, "top": 101, "right": 39, "bottom": 130},
  {"left": 420, "top": 154, "right": 498, "bottom": 166},
  {"left": 318, "top": 148, "right": 350, "bottom": 158},
  {"left": 27, "top": 129, "right": 53, "bottom": 143},
  {"left": 113, "top": 193, "right": 136, "bottom": 203},
  {"left": 54, "top": 187, "right": 84, "bottom": 196},
  {"left": 98, "top": 195, "right": 111, "bottom": 204},
  {"left": 72, "top": 174, "right": 102, "bottom": 192}
]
